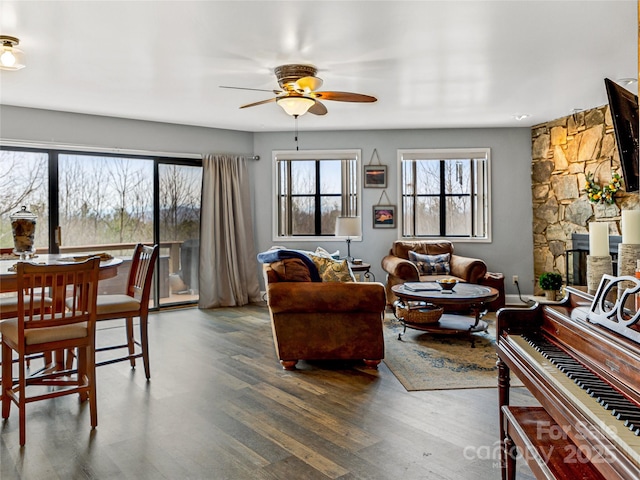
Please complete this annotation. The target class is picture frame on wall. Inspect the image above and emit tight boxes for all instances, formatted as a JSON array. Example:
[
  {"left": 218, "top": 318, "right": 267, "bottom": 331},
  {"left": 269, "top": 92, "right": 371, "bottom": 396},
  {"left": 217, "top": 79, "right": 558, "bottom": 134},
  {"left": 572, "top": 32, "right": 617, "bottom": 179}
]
[
  {"left": 364, "top": 165, "right": 387, "bottom": 188},
  {"left": 373, "top": 205, "right": 396, "bottom": 228}
]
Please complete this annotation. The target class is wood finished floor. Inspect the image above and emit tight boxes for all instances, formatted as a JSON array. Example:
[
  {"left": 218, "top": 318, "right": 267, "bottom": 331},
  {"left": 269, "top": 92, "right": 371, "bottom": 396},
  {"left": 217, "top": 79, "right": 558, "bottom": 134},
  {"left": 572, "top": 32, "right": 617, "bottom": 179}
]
[{"left": 1, "top": 304, "right": 538, "bottom": 480}]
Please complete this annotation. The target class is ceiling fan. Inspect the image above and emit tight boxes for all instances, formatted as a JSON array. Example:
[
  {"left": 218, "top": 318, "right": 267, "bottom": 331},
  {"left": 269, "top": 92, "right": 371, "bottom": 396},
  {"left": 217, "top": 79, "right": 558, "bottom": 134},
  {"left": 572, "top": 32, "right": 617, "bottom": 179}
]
[{"left": 220, "top": 64, "right": 377, "bottom": 117}]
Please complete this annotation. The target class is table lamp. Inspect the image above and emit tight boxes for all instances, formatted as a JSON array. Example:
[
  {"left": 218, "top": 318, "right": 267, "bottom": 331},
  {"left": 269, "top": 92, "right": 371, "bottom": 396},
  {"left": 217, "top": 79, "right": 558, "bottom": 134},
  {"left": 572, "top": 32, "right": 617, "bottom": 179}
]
[{"left": 335, "top": 216, "right": 361, "bottom": 262}]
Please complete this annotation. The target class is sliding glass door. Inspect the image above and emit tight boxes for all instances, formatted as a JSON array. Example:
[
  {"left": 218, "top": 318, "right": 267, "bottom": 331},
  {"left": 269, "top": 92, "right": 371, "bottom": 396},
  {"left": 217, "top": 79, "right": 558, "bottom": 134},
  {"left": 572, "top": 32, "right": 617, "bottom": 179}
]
[
  {"left": 158, "top": 163, "right": 202, "bottom": 305},
  {"left": 58, "top": 153, "right": 156, "bottom": 298},
  {"left": 0, "top": 147, "right": 202, "bottom": 307}
]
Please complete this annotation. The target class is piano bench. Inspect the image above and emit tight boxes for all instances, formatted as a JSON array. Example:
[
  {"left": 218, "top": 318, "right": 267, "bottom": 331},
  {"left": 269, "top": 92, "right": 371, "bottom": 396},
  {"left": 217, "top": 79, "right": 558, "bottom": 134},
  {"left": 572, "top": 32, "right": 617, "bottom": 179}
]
[{"left": 502, "top": 406, "right": 607, "bottom": 480}]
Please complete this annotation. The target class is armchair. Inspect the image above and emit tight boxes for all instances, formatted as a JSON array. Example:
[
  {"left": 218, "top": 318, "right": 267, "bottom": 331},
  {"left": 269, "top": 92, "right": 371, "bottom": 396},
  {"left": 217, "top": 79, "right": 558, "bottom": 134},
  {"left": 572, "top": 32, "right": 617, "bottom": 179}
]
[
  {"left": 381, "top": 240, "right": 487, "bottom": 305},
  {"left": 263, "top": 259, "right": 386, "bottom": 370}
]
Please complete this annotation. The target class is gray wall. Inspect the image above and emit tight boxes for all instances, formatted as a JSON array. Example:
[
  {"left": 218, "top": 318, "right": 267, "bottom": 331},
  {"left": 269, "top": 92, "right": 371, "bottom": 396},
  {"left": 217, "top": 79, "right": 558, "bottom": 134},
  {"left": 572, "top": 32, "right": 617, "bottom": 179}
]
[
  {"left": 1, "top": 105, "right": 535, "bottom": 297},
  {"left": 0, "top": 105, "right": 253, "bottom": 155},
  {"left": 253, "top": 129, "right": 534, "bottom": 297}
]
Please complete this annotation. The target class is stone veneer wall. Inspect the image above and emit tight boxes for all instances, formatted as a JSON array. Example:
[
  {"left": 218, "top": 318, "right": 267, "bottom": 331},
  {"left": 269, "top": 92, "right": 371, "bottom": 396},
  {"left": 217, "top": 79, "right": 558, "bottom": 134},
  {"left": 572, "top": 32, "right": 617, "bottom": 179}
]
[{"left": 531, "top": 105, "right": 640, "bottom": 294}]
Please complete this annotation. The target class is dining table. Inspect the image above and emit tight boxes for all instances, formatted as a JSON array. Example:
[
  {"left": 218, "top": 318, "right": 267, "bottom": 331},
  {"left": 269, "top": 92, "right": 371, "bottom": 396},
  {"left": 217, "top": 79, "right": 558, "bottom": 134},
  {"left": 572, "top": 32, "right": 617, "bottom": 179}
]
[{"left": 0, "top": 253, "right": 123, "bottom": 293}]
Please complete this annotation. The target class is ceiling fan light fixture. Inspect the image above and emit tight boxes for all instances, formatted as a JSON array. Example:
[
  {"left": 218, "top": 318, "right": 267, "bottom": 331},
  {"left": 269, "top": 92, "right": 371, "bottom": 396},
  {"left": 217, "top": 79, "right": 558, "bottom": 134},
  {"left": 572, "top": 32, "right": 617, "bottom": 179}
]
[
  {"left": 276, "top": 95, "right": 315, "bottom": 116},
  {"left": 0, "top": 35, "right": 25, "bottom": 71}
]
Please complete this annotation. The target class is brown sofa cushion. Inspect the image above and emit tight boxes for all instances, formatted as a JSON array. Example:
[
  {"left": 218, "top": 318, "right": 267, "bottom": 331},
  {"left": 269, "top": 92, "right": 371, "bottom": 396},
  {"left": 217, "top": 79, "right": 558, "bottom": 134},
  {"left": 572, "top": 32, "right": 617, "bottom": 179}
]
[
  {"left": 270, "top": 259, "right": 312, "bottom": 282},
  {"left": 268, "top": 282, "right": 386, "bottom": 313},
  {"left": 391, "top": 240, "right": 454, "bottom": 259}
]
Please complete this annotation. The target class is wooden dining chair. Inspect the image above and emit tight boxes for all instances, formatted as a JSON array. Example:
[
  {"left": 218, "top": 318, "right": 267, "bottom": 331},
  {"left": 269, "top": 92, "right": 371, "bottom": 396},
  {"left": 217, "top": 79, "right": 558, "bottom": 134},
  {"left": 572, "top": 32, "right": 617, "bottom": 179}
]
[
  {"left": 75, "top": 244, "right": 159, "bottom": 379},
  {"left": 0, "top": 263, "right": 54, "bottom": 379},
  {"left": 1, "top": 257, "right": 100, "bottom": 446},
  {"left": 0, "top": 250, "right": 53, "bottom": 320},
  {"left": 0, "top": 294, "right": 54, "bottom": 375}
]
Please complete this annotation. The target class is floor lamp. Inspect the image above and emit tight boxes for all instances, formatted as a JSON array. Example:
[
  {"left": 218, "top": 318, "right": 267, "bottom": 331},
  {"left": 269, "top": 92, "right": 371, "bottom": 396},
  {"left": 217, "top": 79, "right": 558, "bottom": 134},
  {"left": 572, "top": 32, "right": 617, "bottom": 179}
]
[{"left": 335, "top": 216, "right": 361, "bottom": 263}]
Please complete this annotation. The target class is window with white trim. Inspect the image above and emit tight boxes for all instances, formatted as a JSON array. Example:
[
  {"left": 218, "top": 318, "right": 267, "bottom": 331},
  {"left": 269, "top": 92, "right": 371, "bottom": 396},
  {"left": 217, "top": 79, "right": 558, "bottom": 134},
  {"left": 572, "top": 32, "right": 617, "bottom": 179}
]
[
  {"left": 274, "top": 149, "right": 360, "bottom": 240},
  {"left": 399, "top": 148, "right": 490, "bottom": 241}
]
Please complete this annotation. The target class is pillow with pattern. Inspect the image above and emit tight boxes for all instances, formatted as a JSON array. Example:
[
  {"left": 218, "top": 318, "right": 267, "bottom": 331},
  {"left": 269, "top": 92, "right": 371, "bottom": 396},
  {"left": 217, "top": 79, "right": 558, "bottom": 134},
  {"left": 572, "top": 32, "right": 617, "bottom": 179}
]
[
  {"left": 309, "top": 254, "right": 355, "bottom": 282},
  {"left": 408, "top": 251, "right": 451, "bottom": 275}
]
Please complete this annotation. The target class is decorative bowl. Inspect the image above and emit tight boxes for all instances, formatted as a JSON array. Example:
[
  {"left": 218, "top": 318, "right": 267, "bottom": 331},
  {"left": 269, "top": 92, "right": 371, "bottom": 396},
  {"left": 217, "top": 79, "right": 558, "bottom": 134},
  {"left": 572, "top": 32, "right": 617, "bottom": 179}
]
[{"left": 437, "top": 278, "right": 457, "bottom": 291}]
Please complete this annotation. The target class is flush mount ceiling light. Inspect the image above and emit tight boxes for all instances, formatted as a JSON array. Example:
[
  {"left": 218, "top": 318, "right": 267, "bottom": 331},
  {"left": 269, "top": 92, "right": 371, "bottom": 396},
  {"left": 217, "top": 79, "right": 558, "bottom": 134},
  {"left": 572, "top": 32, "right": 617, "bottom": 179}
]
[
  {"left": 275, "top": 94, "right": 316, "bottom": 117},
  {"left": 0, "top": 35, "right": 25, "bottom": 71}
]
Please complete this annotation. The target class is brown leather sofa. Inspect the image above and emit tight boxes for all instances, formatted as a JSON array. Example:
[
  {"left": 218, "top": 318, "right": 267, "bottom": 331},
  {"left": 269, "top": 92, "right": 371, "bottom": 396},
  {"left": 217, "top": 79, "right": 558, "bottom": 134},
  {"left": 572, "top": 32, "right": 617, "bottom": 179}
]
[
  {"left": 381, "top": 240, "right": 487, "bottom": 305},
  {"left": 263, "top": 260, "right": 386, "bottom": 370}
]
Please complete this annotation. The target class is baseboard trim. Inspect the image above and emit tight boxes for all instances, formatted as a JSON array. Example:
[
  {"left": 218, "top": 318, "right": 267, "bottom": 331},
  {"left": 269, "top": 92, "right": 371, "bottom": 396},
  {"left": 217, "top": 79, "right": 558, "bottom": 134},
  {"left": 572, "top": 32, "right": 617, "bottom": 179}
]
[{"left": 505, "top": 294, "right": 535, "bottom": 307}]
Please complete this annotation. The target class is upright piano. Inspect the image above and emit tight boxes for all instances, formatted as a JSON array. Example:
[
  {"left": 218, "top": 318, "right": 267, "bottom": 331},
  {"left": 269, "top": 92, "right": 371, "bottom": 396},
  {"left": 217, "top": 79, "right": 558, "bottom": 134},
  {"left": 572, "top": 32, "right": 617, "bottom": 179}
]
[{"left": 497, "top": 276, "right": 640, "bottom": 480}]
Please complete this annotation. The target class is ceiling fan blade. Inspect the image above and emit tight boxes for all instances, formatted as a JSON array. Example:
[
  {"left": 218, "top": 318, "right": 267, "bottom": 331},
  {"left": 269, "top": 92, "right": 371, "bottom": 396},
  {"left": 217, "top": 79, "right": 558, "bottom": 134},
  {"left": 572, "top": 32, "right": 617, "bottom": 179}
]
[
  {"left": 220, "top": 86, "right": 282, "bottom": 94},
  {"left": 239, "top": 98, "right": 277, "bottom": 109},
  {"left": 294, "top": 76, "right": 323, "bottom": 93},
  {"left": 312, "top": 91, "right": 377, "bottom": 103},
  {"left": 308, "top": 100, "right": 327, "bottom": 116}
]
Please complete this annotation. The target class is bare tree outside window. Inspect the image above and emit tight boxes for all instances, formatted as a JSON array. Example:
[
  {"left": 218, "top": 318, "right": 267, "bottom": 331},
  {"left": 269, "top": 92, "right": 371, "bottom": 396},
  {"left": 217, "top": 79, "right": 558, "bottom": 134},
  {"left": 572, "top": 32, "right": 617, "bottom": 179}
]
[
  {"left": 59, "top": 155, "right": 153, "bottom": 246},
  {"left": 0, "top": 151, "right": 49, "bottom": 249},
  {"left": 275, "top": 150, "right": 360, "bottom": 239},
  {"left": 400, "top": 149, "right": 490, "bottom": 240},
  {"left": 159, "top": 164, "right": 201, "bottom": 241}
]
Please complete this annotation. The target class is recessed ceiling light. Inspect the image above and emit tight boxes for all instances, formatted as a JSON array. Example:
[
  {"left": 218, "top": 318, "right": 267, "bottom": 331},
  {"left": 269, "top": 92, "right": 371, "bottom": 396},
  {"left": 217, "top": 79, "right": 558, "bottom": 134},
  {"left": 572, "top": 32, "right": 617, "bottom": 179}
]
[{"left": 513, "top": 114, "right": 530, "bottom": 121}]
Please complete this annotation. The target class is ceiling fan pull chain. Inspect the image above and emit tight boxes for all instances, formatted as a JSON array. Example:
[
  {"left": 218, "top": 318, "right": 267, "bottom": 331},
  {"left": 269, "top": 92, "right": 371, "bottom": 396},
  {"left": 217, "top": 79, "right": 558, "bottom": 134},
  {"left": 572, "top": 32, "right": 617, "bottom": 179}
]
[{"left": 294, "top": 115, "right": 299, "bottom": 151}]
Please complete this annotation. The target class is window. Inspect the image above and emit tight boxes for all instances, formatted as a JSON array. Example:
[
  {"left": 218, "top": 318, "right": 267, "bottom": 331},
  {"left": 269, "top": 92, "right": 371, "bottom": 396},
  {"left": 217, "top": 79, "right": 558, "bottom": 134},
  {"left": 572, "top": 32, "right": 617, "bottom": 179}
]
[
  {"left": 58, "top": 154, "right": 154, "bottom": 247},
  {"left": 274, "top": 149, "right": 360, "bottom": 240},
  {"left": 1, "top": 146, "right": 203, "bottom": 307},
  {"left": 398, "top": 148, "right": 490, "bottom": 241}
]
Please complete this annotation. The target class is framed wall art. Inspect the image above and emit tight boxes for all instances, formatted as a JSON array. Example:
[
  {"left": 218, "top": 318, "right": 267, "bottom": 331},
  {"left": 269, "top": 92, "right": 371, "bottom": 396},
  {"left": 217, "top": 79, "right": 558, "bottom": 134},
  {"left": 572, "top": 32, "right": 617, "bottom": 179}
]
[
  {"left": 373, "top": 205, "right": 396, "bottom": 228},
  {"left": 364, "top": 165, "right": 387, "bottom": 188}
]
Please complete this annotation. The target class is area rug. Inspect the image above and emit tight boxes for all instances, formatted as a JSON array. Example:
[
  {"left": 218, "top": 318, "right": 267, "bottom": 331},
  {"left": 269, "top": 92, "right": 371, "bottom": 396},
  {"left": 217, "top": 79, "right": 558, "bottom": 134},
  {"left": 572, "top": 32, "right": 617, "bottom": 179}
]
[{"left": 383, "top": 311, "right": 519, "bottom": 391}]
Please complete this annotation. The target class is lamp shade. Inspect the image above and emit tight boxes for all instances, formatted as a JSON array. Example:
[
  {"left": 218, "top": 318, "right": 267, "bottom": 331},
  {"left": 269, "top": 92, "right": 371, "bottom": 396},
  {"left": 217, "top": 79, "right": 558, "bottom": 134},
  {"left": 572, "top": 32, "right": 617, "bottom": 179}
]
[
  {"left": 276, "top": 95, "right": 315, "bottom": 116},
  {"left": 335, "top": 216, "right": 361, "bottom": 238}
]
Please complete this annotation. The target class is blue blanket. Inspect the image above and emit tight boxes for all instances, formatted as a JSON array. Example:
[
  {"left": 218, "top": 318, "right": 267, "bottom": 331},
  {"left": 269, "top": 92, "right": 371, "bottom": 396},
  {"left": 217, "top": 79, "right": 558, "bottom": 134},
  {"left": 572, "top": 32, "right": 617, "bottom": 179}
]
[{"left": 257, "top": 249, "right": 321, "bottom": 282}]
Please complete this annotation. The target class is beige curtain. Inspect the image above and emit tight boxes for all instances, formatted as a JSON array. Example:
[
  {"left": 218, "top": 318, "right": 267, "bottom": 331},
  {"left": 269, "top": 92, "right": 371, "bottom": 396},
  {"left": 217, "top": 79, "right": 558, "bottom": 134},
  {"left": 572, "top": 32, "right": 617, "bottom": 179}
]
[{"left": 199, "top": 154, "right": 261, "bottom": 308}]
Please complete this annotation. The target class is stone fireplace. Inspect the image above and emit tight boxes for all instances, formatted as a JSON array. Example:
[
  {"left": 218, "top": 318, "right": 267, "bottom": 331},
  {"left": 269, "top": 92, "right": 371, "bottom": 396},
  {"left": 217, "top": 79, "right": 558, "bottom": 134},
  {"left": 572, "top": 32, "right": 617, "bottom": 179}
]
[{"left": 531, "top": 105, "right": 639, "bottom": 294}]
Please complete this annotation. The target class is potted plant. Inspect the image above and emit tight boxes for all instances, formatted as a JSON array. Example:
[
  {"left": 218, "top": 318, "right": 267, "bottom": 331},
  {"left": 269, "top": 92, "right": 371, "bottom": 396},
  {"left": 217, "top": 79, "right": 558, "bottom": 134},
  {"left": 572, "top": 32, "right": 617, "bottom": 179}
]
[{"left": 539, "top": 272, "right": 563, "bottom": 301}]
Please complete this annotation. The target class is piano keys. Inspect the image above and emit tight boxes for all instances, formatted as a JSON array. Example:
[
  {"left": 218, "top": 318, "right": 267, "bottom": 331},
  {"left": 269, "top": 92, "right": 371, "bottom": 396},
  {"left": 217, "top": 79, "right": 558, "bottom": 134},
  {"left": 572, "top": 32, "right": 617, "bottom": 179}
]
[{"left": 497, "top": 280, "right": 640, "bottom": 480}]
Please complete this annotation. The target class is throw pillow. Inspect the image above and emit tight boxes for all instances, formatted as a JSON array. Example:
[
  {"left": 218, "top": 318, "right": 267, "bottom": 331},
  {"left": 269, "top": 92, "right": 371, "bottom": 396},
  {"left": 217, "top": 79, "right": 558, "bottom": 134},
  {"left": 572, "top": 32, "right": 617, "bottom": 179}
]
[
  {"left": 408, "top": 251, "right": 451, "bottom": 275},
  {"left": 270, "top": 258, "right": 312, "bottom": 282},
  {"left": 309, "top": 255, "right": 355, "bottom": 282}
]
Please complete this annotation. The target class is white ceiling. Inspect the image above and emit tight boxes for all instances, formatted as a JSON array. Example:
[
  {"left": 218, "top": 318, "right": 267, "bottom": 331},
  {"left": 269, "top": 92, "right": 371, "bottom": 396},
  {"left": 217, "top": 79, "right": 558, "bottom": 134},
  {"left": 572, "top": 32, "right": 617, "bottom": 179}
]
[{"left": 0, "top": 1, "right": 637, "bottom": 133}]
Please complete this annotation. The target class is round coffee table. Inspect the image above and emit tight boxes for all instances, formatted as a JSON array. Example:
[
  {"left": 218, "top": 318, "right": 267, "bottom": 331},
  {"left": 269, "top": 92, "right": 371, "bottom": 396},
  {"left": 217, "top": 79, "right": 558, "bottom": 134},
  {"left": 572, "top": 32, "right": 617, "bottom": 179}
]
[{"left": 391, "top": 282, "right": 499, "bottom": 347}]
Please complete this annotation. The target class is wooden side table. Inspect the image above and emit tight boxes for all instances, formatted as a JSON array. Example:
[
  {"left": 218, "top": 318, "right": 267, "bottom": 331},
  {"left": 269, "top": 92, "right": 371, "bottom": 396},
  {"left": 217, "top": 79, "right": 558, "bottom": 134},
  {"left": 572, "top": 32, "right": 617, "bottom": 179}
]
[{"left": 349, "top": 262, "right": 375, "bottom": 281}]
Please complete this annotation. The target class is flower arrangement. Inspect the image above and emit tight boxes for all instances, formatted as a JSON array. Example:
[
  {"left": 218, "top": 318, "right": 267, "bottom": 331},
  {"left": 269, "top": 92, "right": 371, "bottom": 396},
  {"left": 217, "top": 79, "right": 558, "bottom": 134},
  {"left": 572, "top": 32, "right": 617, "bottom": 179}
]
[{"left": 583, "top": 172, "right": 623, "bottom": 204}]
